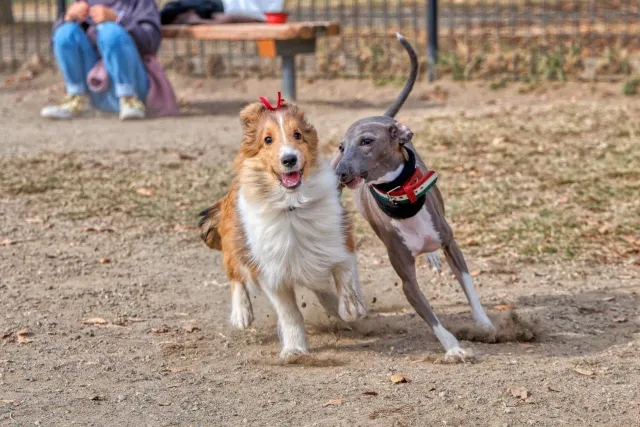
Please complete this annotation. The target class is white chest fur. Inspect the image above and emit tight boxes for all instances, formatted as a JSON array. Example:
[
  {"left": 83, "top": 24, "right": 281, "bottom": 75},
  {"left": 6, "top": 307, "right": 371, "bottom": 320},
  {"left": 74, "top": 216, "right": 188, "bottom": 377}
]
[
  {"left": 238, "top": 165, "right": 350, "bottom": 289},
  {"left": 390, "top": 206, "right": 442, "bottom": 256}
]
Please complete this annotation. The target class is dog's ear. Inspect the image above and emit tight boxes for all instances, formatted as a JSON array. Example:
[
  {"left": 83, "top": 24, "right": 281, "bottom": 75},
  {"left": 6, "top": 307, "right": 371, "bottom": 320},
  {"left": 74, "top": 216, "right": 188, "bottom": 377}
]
[
  {"left": 239, "top": 102, "right": 266, "bottom": 129},
  {"left": 388, "top": 122, "right": 414, "bottom": 145}
]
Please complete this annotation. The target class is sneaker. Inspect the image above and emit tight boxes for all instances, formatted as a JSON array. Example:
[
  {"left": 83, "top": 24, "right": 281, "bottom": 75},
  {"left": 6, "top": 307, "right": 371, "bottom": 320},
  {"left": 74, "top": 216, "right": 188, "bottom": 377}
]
[
  {"left": 119, "top": 96, "right": 146, "bottom": 120},
  {"left": 40, "top": 94, "right": 92, "bottom": 119}
]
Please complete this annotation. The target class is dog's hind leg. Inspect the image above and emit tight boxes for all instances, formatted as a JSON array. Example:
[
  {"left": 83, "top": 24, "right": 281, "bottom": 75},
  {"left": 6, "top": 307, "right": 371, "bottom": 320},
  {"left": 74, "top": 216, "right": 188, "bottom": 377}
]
[
  {"left": 313, "top": 290, "right": 340, "bottom": 318},
  {"left": 388, "top": 246, "right": 468, "bottom": 362},
  {"left": 230, "top": 281, "right": 254, "bottom": 329},
  {"left": 443, "top": 240, "right": 495, "bottom": 331},
  {"left": 332, "top": 254, "right": 367, "bottom": 323},
  {"left": 264, "top": 285, "right": 308, "bottom": 358}
]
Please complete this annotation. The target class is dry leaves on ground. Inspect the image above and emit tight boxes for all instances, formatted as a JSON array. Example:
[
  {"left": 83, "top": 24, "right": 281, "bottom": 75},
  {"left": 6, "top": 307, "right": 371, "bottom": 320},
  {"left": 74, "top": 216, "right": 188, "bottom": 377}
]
[
  {"left": 323, "top": 399, "right": 343, "bottom": 407},
  {"left": 151, "top": 327, "right": 170, "bottom": 334},
  {"left": 493, "top": 304, "right": 516, "bottom": 311},
  {"left": 574, "top": 367, "right": 595, "bottom": 377},
  {"left": 82, "top": 318, "right": 107, "bottom": 325},
  {"left": 390, "top": 374, "right": 409, "bottom": 384},
  {"left": 2, "top": 328, "right": 34, "bottom": 344},
  {"left": 508, "top": 387, "right": 529, "bottom": 400},
  {"left": 613, "top": 316, "right": 628, "bottom": 323},
  {"left": 137, "top": 187, "right": 157, "bottom": 197},
  {"left": 182, "top": 324, "right": 200, "bottom": 333},
  {"left": 99, "top": 258, "right": 111, "bottom": 265}
]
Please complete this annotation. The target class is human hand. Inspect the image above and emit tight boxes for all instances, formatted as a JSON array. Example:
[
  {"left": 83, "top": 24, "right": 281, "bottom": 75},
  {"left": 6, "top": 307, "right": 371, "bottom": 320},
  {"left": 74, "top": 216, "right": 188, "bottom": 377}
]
[
  {"left": 64, "top": 1, "right": 89, "bottom": 22},
  {"left": 89, "top": 5, "right": 119, "bottom": 24}
]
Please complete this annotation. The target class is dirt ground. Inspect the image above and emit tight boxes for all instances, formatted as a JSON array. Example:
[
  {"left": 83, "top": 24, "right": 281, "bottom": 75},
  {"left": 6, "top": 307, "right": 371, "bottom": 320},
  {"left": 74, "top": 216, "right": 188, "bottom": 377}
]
[{"left": 1, "top": 72, "right": 639, "bottom": 427}]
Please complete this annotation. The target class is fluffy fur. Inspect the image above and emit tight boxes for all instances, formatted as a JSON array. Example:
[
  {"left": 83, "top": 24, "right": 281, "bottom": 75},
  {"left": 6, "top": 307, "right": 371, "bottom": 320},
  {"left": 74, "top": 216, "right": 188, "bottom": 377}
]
[{"left": 200, "top": 101, "right": 365, "bottom": 358}]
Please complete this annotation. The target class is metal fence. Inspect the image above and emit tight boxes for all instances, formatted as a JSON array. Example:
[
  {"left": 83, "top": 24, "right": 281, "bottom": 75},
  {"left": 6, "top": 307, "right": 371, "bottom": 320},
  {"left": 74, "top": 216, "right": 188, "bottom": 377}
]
[{"left": 2, "top": 1, "right": 640, "bottom": 79}]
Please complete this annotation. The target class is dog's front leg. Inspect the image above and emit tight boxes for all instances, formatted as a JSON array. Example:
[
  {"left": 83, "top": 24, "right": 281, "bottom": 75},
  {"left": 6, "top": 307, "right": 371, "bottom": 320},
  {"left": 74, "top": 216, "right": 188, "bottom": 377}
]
[
  {"left": 264, "top": 284, "right": 308, "bottom": 358},
  {"left": 387, "top": 246, "right": 468, "bottom": 362},
  {"left": 230, "top": 281, "right": 254, "bottom": 329},
  {"left": 443, "top": 240, "right": 495, "bottom": 331},
  {"left": 332, "top": 254, "right": 367, "bottom": 322}
]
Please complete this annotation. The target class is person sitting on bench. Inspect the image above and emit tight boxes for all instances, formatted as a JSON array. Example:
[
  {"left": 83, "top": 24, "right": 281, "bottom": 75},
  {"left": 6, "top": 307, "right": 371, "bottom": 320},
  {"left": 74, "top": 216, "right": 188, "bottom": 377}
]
[{"left": 42, "top": 0, "right": 178, "bottom": 120}]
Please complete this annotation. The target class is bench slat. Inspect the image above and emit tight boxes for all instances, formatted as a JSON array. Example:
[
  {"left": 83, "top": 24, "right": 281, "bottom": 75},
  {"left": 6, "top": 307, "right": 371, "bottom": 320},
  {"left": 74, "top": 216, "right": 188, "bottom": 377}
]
[{"left": 162, "top": 21, "right": 340, "bottom": 41}]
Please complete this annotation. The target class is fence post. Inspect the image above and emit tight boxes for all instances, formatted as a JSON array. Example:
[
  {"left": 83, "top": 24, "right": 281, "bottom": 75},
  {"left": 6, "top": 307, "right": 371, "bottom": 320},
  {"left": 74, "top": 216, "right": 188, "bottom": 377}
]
[
  {"left": 57, "top": 0, "right": 67, "bottom": 19},
  {"left": 426, "top": 0, "right": 438, "bottom": 82}
]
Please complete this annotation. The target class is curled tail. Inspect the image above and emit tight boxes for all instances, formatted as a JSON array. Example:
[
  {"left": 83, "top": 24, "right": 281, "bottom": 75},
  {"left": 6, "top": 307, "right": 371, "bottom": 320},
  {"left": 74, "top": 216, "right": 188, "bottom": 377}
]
[
  {"left": 383, "top": 33, "right": 419, "bottom": 118},
  {"left": 199, "top": 202, "right": 222, "bottom": 250}
]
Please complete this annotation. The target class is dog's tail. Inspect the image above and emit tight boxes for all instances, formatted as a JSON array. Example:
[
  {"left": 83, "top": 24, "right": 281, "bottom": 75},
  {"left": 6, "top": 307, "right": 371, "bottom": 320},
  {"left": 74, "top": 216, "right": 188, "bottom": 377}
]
[
  {"left": 199, "top": 201, "right": 222, "bottom": 251},
  {"left": 384, "top": 33, "right": 418, "bottom": 118}
]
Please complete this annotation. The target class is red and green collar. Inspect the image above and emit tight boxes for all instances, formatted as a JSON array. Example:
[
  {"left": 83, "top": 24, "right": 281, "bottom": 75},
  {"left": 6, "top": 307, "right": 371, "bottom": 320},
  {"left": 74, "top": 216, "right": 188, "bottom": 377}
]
[{"left": 368, "top": 148, "right": 438, "bottom": 219}]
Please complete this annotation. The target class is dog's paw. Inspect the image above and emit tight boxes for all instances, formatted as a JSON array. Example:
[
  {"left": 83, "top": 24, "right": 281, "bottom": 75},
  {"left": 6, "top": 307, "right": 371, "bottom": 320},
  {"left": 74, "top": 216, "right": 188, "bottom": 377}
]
[
  {"left": 230, "top": 304, "right": 254, "bottom": 329},
  {"left": 443, "top": 347, "right": 472, "bottom": 363},
  {"left": 338, "top": 293, "right": 367, "bottom": 323},
  {"left": 280, "top": 346, "right": 308, "bottom": 360},
  {"left": 425, "top": 252, "right": 442, "bottom": 274}
]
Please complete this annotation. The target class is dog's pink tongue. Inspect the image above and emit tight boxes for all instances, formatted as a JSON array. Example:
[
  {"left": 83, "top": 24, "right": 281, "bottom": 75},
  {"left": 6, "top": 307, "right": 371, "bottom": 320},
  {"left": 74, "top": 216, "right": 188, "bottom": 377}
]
[
  {"left": 346, "top": 177, "right": 362, "bottom": 189},
  {"left": 282, "top": 171, "right": 301, "bottom": 188}
]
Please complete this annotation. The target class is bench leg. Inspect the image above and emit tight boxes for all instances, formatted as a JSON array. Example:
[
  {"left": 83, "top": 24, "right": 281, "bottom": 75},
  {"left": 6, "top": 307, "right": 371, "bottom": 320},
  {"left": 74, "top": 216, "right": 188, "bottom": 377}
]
[{"left": 281, "top": 55, "right": 296, "bottom": 102}]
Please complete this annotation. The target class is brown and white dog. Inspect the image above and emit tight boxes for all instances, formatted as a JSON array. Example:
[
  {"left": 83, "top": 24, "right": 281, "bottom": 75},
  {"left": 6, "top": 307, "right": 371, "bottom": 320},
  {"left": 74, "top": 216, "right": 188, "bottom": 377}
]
[{"left": 199, "top": 94, "right": 366, "bottom": 358}]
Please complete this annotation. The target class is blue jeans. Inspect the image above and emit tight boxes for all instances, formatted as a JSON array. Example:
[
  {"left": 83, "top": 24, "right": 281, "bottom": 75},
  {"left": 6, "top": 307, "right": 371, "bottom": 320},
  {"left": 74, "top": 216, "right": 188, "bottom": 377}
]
[{"left": 53, "top": 22, "right": 149, "bottom": 113}]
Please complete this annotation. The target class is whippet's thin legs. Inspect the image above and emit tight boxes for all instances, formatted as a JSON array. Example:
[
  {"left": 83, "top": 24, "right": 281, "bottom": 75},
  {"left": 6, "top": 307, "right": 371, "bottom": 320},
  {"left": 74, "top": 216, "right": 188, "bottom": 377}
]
[
  {"left": 387, "top": 247, "right": 468, "bottom": 361},
  {"left": 443, "top": 240, "right": 495, "bottom": 330}
]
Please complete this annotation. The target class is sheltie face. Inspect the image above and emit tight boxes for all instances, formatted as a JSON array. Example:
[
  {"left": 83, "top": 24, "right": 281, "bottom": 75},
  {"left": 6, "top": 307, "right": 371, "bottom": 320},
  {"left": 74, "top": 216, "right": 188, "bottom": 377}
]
[{"left": 236, "top": 102, "right": 318, "bottom": 198}]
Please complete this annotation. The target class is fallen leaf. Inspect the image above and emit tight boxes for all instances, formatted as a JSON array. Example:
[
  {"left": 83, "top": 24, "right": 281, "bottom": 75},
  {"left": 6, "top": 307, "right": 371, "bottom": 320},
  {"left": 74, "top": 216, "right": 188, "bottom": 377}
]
[
  {"left": 152, "top": 327, "right": 170, "bottom": 334},
  {"left": 493, "top": 304, "right": 516, "bottom": 311},
  {"left": 390, "top": 374, "right": 408, "bottom": 384},
  {"left": 182, "top": 324, "right": 200, "bottom": 333},
  {"left": 1, "top": 238, "right": 15, "bottom": 246},
  {"left": 547, "top": 385, "right": 561, "bottom": 392},
  {"left": 0, "top": 399, "right": 19, "bottom": 406},
  {"left": 172, "top": 224, "right": 198, "bottom": 232},
  {"left": 178, "top": 153, "right": 197, "bottom": 161},
  {"left": 508, "top": 387, "right": 529, "bottom": 400},
  {"left": 470, "top": 270, "right": 483, "bottom": 277},
  {"left": 166, "top": 367, "right": 185, "bottom": 373},
  {"left": 82, "top": 226, "right": 114, "bottom": 233},
  {"left": 323, "top": 398, "right": 343, "bottom": 407},
  {"left": 574, "top": 367, "right": 595, "bottom": 377},
  {"left": 613, "top": 316, "right": 627, "bottom": 323},
  {"left": 363, "top": 391, "right": 378, "bottom": 396},
  {"left": 99, "top": 258, "right": 111, "bottom": 265},
  {"left": 90, "top": 395, "right": 105, "bottom": 401},
  {"left": 601, "top": 296, "right": 616, "bottom": 302},
  {"left": 16, "top": 328, "right": 31, "bottom": 337},
  {"left": 137, "top": 187, "right": 157, "bottom": 197},
  {"left": 82, "top": 318, "right": 107, "bottom": 325},
  {"left": 158, "top": 401, "right": 171, "bottom": 406}
]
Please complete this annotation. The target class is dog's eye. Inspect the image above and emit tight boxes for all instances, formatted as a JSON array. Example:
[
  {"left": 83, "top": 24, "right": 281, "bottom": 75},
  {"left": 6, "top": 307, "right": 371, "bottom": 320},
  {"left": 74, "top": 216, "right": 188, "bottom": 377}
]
[
  {"left": 264, "top": 136, "right": 272, "bottom": 144},
  {"left": 339, "top": 143, "right": 344, "bottom": 153},
  {"left": 361, "top": 138, "right": 373, "bottom": 146},
  {"left": 293, "top": 132, "right": 302, "bottom": 140}
]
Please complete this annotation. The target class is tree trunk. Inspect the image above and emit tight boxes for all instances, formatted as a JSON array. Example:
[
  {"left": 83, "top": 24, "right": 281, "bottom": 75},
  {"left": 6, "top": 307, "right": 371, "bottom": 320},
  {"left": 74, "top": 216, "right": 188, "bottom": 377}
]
[{"left": 0, "top": 0, "right": 13, "bottom": 25}]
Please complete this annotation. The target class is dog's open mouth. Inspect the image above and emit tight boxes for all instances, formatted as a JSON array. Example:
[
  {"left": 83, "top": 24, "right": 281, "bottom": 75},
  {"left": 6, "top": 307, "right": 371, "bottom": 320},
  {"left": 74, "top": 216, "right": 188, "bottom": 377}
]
[
  {"left": 344, "top": 177, "right": 362, "bottom": 189},
  {"left": 280, "top": 170, "right": 303, "bottom": 189}
]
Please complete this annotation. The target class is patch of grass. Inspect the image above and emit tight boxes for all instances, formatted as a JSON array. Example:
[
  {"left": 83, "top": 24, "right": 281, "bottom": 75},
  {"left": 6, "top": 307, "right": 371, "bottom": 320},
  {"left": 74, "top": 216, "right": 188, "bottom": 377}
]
[{"left": 622, "top": 78, "right": 640, "bottom": 96}]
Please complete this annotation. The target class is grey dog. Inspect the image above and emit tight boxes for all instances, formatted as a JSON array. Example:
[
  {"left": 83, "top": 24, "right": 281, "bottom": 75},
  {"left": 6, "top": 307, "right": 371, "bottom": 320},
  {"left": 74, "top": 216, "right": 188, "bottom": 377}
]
[{"left": 331, "top": 34, "right": 496, "bottom": 361}]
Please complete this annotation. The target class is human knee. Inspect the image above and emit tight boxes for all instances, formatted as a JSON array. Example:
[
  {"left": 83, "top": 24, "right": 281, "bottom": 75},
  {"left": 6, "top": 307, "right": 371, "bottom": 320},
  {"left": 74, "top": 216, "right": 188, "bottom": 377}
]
[
  {"left": 96, "top": 22, "right": 131, "bottom": 52},
  {"left": 53, "top": 22, "right": 84, "bottom": 49}
]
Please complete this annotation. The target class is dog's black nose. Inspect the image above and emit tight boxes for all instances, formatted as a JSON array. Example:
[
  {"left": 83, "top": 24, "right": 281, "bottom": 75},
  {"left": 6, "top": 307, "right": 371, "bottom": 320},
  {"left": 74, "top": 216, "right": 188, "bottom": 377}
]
[
  {"left": 281, "top": 154, "right": 298, "bottom": 168},
  {"left": 338, "top": 172, "right": 349, "bottom": 182}
]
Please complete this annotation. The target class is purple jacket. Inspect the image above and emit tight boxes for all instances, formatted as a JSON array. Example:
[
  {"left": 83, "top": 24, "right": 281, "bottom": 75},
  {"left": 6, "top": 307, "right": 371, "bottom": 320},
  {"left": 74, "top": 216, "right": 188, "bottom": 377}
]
[{"left": 53, "top": 0, "right": 162, "bottom": 56}]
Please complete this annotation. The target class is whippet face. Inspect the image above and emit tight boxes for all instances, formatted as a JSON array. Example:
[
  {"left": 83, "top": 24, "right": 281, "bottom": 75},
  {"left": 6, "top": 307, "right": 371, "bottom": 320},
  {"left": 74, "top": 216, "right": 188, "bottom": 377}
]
[{"left": 334, "top": 116, "right": 414, "bottom": 188}]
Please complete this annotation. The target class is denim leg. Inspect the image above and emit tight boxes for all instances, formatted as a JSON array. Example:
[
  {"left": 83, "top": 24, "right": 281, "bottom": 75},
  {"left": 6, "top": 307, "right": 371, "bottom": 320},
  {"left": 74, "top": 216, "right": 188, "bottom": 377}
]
[
  {"left": 52, "top": 23, "right": 98, "bottom": 95},
  {"left": 95, "top": 22, "right": 149, "bottom": 112}
]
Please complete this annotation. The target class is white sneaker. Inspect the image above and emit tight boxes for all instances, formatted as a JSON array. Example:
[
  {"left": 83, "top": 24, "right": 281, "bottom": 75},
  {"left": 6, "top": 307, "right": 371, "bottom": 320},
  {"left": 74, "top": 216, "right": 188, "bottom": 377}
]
[
  {"left": 119, "top": 96, "right": 146, "bottom": 120},
  {"left": 41, "top": 94, "right": 92, "bottom": 119}
]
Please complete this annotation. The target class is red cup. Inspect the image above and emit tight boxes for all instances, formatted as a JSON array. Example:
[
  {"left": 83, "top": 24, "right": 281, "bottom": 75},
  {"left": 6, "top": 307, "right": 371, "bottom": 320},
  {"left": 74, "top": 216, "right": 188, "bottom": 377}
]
[{"left": 264, "top": 12, "right": 289, "bottom": 24}]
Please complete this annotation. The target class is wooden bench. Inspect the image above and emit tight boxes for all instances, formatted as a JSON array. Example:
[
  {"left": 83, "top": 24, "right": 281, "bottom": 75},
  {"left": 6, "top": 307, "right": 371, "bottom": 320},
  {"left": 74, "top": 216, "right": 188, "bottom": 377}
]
[{"left": 162, "top": 21, "right": 340, "bottom": 101}]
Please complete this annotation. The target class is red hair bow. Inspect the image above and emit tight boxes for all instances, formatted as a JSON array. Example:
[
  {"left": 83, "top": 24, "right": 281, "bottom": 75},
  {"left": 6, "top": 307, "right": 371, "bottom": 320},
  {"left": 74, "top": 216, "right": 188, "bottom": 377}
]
[{"left": 259, "top": 92, "right": 285, "bottom": 111}]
